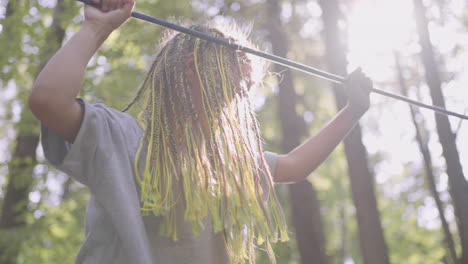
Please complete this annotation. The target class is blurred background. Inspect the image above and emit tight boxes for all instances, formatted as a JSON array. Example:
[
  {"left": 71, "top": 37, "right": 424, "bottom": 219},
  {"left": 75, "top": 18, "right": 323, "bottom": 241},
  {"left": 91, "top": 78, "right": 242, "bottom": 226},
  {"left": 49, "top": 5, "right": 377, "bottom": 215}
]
[{"left": 0, "top": 0, "right": 467, "bottom": 263}]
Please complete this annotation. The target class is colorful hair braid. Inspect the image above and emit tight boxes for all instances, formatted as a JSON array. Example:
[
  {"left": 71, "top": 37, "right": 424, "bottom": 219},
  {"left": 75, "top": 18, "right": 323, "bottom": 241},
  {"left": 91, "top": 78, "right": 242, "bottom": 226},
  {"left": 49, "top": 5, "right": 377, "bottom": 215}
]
[{"left": 123, "top": 24, "right": 289, "bottom": 264}]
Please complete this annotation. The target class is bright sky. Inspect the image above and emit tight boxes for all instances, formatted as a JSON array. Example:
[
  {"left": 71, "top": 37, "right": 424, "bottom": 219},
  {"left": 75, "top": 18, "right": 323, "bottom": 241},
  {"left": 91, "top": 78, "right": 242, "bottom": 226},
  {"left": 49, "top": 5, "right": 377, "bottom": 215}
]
[
  {"left": 347, "top": 0, "right": 422, "bottom": 178},
  {"left": 346, "top": 0, "right": 467, "bottom": 228}
]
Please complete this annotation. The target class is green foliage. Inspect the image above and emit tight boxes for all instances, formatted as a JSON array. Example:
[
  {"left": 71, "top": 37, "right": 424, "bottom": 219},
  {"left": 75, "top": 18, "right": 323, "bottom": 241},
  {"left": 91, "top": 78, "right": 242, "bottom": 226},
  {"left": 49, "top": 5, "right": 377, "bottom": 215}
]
[
  {"left": 0, "top": 0, "right": 30, "bottom": 82},
  {"left": 377, "top": 166, "right": 448, "bottom": 264},
  {"left": 17, "top": 186, "right": 89, "bottom": 264}
]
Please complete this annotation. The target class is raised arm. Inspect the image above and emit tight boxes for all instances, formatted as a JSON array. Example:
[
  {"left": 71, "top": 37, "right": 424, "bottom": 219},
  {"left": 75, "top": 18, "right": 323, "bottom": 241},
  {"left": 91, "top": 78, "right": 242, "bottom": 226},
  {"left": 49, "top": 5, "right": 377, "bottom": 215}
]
[
  {"left": 274, "top": 68, "right": 372, "bottom": 183},
  {"left": 29, "top": 0, "right": 134, "bottom": 142}
]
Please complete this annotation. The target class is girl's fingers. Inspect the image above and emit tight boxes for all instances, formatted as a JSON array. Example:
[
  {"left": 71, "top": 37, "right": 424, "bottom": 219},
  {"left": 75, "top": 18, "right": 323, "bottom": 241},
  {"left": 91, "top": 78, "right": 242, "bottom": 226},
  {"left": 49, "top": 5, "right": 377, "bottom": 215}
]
[
  {"left": 101, "top": 0, "right": 107, "bottom": 11},
  {"left": 123, "top": 0, "right": 135, "bottom": 11},
  {"left": 89, "top": 0, "right": 102, "bottom": 9},
  {"left": 110, "top": 0, "right": 119, "bottom": 11},
  {"left": 364, "top": 77, "right": 373, "bottom": 93},
  {"left": 103, "top": 0, "right": 111, "bottom": 12},
  {"left": 108, "top": 0, "right": 115, "bottom": 10},
  {"left": 345, "top": 68, "right": 371, "bottom": 90},
  {"left": 346, "top": 69, "right": 373, "bottom": 94},
  {"left": 347, "top": 67, "right": 364, "bottom": 84}
]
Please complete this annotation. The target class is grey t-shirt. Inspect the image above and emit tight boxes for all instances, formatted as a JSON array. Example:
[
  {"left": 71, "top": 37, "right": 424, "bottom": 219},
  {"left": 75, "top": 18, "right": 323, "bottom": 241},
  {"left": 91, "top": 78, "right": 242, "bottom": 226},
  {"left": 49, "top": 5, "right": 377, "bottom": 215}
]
[{"left": 41, "top": 100, "right": 279, "bottom": 264}]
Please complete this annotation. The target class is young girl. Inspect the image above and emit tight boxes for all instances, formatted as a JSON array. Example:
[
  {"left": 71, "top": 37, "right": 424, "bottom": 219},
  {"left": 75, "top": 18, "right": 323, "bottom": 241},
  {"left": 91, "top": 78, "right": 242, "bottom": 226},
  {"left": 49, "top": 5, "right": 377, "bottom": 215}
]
[{"left": 29, "top": 0, "right": 372, "bottom": 263}]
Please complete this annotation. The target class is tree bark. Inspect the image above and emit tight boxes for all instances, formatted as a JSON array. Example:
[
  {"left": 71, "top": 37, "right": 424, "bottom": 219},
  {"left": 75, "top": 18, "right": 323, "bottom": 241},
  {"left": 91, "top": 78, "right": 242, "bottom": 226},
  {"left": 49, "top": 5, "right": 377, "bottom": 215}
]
[
  {"left": 0, "top": 1, "right": 67, "bottom": 263},
  {"left": 5, "top": 0, "right": 15, "bottom": 18},
  {"left": 413, "top": 1, "right": 468, "bottom": 262},
  {"left": 318, "top": 0, "right": 391, "bottom": 263},
  {"left": 265, "top": 0, "right": 330, "bottom": 263},
  {"left": 394, "top": 53, "right": 458, "bottom": 264}
]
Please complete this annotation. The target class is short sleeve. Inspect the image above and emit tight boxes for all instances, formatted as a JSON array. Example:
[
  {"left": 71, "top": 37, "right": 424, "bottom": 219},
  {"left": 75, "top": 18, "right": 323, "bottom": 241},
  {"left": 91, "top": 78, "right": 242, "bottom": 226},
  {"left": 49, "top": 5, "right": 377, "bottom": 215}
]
[
  {"left": 256, "top": 151, "right": 278, "bottom": 202},
  {"left": 263, "top": 151, "right": 278, "bottom": 179},
  {"left": 40, "top": 99, "right": 142, "bottom": 188}
]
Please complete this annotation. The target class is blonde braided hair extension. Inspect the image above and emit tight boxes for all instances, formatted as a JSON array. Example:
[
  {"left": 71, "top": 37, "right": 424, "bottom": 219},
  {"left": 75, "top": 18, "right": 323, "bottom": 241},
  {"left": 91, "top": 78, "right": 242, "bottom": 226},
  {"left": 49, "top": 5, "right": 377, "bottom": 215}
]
[{"left": 123, "top": 24, "right": 289, "bottom": 264}]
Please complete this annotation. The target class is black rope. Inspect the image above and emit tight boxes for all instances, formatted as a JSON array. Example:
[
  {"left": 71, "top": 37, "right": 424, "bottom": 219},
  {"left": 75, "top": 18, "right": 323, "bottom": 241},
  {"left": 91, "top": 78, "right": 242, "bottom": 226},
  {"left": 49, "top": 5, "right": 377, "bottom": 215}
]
[{"left": 77, "top": 0, "right": 468, "bottom": 120}]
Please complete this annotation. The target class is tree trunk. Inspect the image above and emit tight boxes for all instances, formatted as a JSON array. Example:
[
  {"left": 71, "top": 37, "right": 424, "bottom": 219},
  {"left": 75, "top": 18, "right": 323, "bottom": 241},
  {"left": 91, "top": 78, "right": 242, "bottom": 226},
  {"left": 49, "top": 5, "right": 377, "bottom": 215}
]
[
  {"left": 0, "top": 1, "right": 67, "bottom": 263},
  {"left": 413, "top": 1, "right": 468, "bottom": 262},
  {"left": 395, "top": 53, "right": 458, "bottom": 264},
  {"left": 265, "top": 0, "right": 330, "bottom": 263},
  {"left": 318, "top": 0, "right": 391, "bottom": 263}
]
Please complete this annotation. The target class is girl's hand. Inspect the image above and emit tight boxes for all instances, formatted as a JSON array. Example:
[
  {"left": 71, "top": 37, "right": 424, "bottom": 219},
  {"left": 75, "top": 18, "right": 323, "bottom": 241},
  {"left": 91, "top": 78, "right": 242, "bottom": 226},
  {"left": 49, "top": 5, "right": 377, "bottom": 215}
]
[
  {"left": 83, "top": 0, "right": 135, "bottom": 35},
  {"left": 344, "top": 67, "right": 372, "bottom": 117}
]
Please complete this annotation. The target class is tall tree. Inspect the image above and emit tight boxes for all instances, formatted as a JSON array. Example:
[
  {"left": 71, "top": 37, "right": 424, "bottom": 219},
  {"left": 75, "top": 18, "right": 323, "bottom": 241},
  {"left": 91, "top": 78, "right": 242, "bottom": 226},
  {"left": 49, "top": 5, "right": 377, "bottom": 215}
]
[
  {"left": 413, "top": 0, "right": 468, "bottom": 262},
  {"left": 0, "top": 0, "right": 69, "bottom": 262},
  {"left": 395, "top": 53, "right": 458, "bottom": 264},
  {"left": 318, "top": 0, "right": 390, "bottom": 263},
  {"left": 265, "top": 0, "right": 330, "bottom": 263}
]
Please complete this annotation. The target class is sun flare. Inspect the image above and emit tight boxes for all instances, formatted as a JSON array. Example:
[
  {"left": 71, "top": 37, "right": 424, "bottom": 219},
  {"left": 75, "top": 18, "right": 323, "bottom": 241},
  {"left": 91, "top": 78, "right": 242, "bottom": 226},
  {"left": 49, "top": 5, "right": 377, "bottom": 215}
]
[{"left": 347, "top": 0, "right": 416, "bottom": 80}]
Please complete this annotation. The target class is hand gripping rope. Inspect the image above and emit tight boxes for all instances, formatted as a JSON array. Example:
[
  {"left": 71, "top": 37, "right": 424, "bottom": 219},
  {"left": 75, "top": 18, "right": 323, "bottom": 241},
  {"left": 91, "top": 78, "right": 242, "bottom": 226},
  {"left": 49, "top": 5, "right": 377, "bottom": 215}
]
[{"left": 77, "top": 0, "right": 468, "bottom": 120}]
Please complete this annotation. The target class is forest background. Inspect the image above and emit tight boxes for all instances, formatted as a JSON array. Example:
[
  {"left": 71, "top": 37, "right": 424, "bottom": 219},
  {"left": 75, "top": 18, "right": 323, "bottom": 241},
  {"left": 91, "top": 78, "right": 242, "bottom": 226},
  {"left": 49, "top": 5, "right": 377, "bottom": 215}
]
[{"left": 0, "top": 0, "right": 467, "bottom": 263}]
